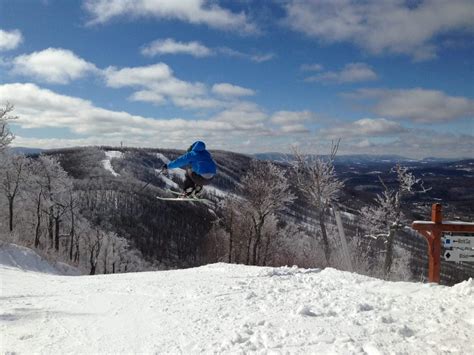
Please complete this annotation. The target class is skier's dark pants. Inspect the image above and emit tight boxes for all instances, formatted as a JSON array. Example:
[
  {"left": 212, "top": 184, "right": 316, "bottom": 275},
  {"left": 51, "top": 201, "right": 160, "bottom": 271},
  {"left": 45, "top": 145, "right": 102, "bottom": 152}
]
[{"left": 184, "top": 168, "right": 213, "bottom": 192}]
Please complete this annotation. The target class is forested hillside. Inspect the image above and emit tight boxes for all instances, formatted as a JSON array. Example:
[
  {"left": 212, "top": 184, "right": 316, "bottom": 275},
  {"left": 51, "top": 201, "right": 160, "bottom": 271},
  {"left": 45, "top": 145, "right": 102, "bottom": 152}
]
[{"left": 1, "top": 104, "right": 472, "bottom": 283}]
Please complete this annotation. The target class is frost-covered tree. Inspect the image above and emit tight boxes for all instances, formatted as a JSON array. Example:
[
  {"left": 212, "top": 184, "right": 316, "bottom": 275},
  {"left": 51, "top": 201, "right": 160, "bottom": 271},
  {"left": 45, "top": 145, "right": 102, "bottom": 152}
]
[
  {"left": 240, "top": 161, "right": 295, "bottom": 265},
  {"left": 0, "top": 153, "right": 29, "bottom": 232},
  {"left": 0, "top": 103, "right": 17, "bottom": 151},
  {"left": 292, "top": 142, "right": 344, "bottom": 266},
  {"left": 37, "top": 156, "right": 73, "bottom": 251},
  {"left": 85, "top": 227, "right": 104, "bottom": 275},
  {"left": 360, "top": 164, "right": 429, "bottom": 277}
]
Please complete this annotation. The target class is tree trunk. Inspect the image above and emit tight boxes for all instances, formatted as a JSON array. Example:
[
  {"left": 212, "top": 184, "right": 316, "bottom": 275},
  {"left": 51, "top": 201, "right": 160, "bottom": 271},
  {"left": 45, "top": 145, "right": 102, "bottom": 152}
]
[
  {"left": 246, "top": 237, "right": 252, "bottom": 265},
  {"left": 89, "top": 249, "right": 96, "bottom": 275},
  {"left": 8, "top": 197, "right": 13, "bottom": 232},
  {"left": 48, "top": 207, "right": 54, "bottom": 249},
  {"left": 319, "top": 211, "right": 331, "bottom": 266},
  {"left": 262, "top": 235, "right": 271, "bottom": 266},
  {"left": 54, "top": 214, "right": 60, "bottom": 251},
  {"left": 34, "top": 192, "right": 42, "bottom": 248},
  {"left": 384, "top": 227, "right": 396, "bottom": 277},
  {"left": 69, "top": 208, "right": 75, "bottom": 260},
  {"left": 251, "top": 222, "right": 263, "bottom": 266}
]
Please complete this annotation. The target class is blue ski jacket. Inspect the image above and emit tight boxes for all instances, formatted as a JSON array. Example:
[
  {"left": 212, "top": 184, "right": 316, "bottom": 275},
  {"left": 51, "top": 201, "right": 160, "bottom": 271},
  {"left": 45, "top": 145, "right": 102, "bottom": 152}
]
[{"left": 167, "top": 141, "right": 217, "bottom": 177}]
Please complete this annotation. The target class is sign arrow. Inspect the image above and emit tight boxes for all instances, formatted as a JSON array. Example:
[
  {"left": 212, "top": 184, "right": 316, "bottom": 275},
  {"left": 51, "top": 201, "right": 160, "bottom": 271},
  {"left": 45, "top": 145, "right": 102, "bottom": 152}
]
[{"left": 443, "top": 236, "right": 473, "bottom": 249}]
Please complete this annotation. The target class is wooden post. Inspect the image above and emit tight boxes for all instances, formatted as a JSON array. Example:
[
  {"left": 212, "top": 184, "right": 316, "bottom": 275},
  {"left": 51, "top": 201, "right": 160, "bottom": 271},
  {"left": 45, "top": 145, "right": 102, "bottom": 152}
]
[
  {"left": 429, "top": 203, "right": 442, "bottom": 283},
  {"left": 412, "top": 203, "right": 474, "bottom": 284}
]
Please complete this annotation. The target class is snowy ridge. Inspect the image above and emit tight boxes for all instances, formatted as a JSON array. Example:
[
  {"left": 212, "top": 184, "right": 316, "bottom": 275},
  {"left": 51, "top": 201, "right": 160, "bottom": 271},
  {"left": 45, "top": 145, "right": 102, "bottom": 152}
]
[
  {"left": 1, "top": 263, "right": 473, "bottom": 354},
  {"left": 101, "top": 150, "right": 123, "bottom": 177}
]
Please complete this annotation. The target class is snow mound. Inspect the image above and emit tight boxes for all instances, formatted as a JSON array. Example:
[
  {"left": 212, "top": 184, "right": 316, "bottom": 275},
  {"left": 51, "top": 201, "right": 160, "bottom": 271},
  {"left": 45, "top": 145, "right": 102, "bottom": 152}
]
[
  {"left": 0, "top": 243, "right": 59, "bottom": 274},
  {"left": 1, "top": 263, "right": 473, "bottom": 354},
  {"left": 0, "top": 243, "right": 80, "bottom": 276}
]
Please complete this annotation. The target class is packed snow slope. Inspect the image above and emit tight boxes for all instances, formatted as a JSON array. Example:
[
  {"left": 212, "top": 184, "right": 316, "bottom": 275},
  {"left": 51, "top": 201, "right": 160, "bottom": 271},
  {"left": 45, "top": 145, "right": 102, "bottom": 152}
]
[{"left": 1, "top": 263, "right": 473, "bottom": 354}]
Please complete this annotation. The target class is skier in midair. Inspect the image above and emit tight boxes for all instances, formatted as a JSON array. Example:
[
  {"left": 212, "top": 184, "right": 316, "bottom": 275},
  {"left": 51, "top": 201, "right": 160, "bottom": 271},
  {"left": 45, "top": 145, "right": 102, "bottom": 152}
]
[{"left": 161, "top": 141, "right": 217, "bottom": 197}]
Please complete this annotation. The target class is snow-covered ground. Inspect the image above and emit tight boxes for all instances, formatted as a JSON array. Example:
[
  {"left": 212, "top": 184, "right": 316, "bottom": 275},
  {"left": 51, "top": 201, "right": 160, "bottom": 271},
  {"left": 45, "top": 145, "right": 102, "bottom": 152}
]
[
  {"left": 101, "top": 150, "right": 123, "bottom": 177},
  {"left": 1, "top": 256, "right": 473, "bottom": 354}
]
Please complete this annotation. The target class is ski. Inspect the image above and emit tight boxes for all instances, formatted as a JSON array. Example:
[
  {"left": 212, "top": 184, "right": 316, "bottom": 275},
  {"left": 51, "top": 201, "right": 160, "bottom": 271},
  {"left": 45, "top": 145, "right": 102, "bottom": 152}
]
[
  {"left": 157, "top": 191, "right": 209, "bottom": 203},
  {"left": 156, "top": 196, "right": 204, "bottom": 202}
]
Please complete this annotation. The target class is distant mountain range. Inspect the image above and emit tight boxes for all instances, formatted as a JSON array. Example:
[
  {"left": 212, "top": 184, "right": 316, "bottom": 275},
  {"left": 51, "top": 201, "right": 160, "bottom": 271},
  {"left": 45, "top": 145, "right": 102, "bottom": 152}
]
[
  {"left": 9, "top": 146, "right": 469, "bottom": 164},
  {"left": 253, "top": 152, "right": 464, "bottom": 164},
  {"left": 10, "top": 147, "right": 45, "bottom": 155}
]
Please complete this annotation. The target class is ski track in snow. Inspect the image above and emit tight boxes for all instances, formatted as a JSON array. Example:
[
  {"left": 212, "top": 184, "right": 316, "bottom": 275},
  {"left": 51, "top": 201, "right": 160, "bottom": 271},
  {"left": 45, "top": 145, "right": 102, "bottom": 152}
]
[
  {"left": 101, "top": 151, "right": 123, "bottom": 177},
  {"left": 1, "top": 263, "right": 473, "bottom": 354}
]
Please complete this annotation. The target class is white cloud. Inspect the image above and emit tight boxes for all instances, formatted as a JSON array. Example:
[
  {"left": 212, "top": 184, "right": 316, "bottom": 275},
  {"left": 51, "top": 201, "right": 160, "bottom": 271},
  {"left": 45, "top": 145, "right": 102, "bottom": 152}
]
[
  {"left": 217, "top": 47, "right": 275, "bottom": 63},
  {"left": 129, "top": 90, "right": 166, "bottom": 105},
  {"left": 211, "top": 83, "right": 255, "bottom": 97},
  {"left": 284, "top": 0, "right": 474, "bottom": 61},
  {"left": 103, "top": 63, "right": 173, "bottom": 88},
  {"left": 140, "top": 39, "right": 275, "bottom": 62},
  {"left": 305, "top": 63, "right": 377, "bottom": 84},
  {"left": 0, "top": 29, "right": 23, "bottom": 51},
  {"left": 319, "top": 118, "right": 407, "bottom": 139},
  {"left": 300, "top": 63, "right": 323, "bottom": 72},
  {"left": 141, "top": 38, "right": 212, "bottom": 57},
  {"left": 0, "top": 83, "right": 235, "bottom": 136},
  {"left": 250, "top": 53, "right": 275, "bottom": 63},
  {"left": 1, "top": 83, "right": 302, "bottom": 151},
  {"left": 12, "top": 48, "right": 97, "bottom": 84},
  {"left": 335, "top": 131, "right": 474, "bottom": 159},
  {"left": 347, "top": 88, "right": 474, "bottom": 122},
  {"left": 212, "top": 102, "right": 268, "bottom": 125},
  {"left": 280, "top": 124, "right": 310, "bottom": 134},
  {"left": 83, "top": 0, "right": 258, "bottom": 34},
  {"left": 270, "top": 110, "right": 316, "bottom": 125},
  {"left": 103, "top": 63, "right": 213, "bottom": 108}
]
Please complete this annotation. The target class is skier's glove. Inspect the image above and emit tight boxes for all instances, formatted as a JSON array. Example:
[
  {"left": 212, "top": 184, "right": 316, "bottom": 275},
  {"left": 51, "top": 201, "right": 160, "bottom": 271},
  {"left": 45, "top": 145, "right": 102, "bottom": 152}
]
[{"left": 161, "top": 164, "right": 168, "bottom": 175}]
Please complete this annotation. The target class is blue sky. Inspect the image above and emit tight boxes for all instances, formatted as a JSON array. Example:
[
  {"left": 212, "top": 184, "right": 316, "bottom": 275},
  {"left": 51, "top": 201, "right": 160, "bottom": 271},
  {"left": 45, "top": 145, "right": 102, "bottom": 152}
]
[{"left": 0, "top": 0, "right": 473, "bottom": 158}]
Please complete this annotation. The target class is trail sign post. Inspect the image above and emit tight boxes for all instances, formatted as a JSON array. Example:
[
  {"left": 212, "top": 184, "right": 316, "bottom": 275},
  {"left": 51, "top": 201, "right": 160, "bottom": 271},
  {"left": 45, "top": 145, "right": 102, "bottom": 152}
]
[{"left": 412, "top": 204, "right": 474, "bottom": 283}]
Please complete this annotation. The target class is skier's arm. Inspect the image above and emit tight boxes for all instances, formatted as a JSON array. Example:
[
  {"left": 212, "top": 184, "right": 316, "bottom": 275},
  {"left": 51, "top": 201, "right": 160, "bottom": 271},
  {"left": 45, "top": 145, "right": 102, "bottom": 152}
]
[{"left": 167, "top": 151, "right": 195, "bottom": 169}]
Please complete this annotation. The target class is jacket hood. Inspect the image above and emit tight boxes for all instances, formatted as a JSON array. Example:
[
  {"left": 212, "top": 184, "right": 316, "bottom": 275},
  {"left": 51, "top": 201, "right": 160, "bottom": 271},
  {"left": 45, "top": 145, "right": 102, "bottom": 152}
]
[{"left": 191, "top": 141, "right": 206, "bottom": 152}]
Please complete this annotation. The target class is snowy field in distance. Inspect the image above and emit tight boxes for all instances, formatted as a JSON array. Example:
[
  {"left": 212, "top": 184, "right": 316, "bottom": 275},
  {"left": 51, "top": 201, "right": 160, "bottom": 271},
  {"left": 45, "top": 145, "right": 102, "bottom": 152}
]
[{"left": 1, "top": 256, "right": 473, "bottom": 354}]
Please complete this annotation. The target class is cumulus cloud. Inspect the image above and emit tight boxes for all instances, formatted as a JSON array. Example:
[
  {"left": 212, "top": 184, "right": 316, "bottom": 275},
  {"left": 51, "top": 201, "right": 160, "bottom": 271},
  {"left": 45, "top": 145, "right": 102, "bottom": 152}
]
[
  {"left": 0, "top": 29, "right": 23, "bottom": 51},
  {"left": 335, "top": 131, "right": 474, "bottom": 159},
  {"left": 279, "top": 124, "right": 310, "bottom": 134},
  {"left": 2, "top": 83, "right": 314, "bottom": 151},
  {"left": 211, "top": 83, "right": 255, "bottom": 97},
  {"left": 141, "top": 38, "right": 212, "bottom": 57},
  {"left": 284, "top": 0, "right": 474, "bottom": 61},
  {"left": 140, "top": 38, "right": 275, "bottom": 62},
  {"left": 103, "top": 63, "right": 173, "bottom": 88},
  {"left": 103, "top": 63, "right": 213, "bottom": 108},
  {"left": 305, "top": 63, "right": 377, "bottom": 84},
  {"left": 347, "top": 88, "right": 474, "bottom": 122},
  {"left": 270, "top": 110, "right": 316, "bottom": 125},
  {"left": 12, "top": 48, "right": 97, "bottom": 84},
  {"left": 83, "top": 0, "right": 258, "bottom": 34},
  {"left": 212, "top": 102, "right": 268, "bottom": 125},
  {"left": 319, "top": 118, "right": 407, "bottom": 139},
  {"left": 0, "top": 83, "right": 244, "bottom": 137}
]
